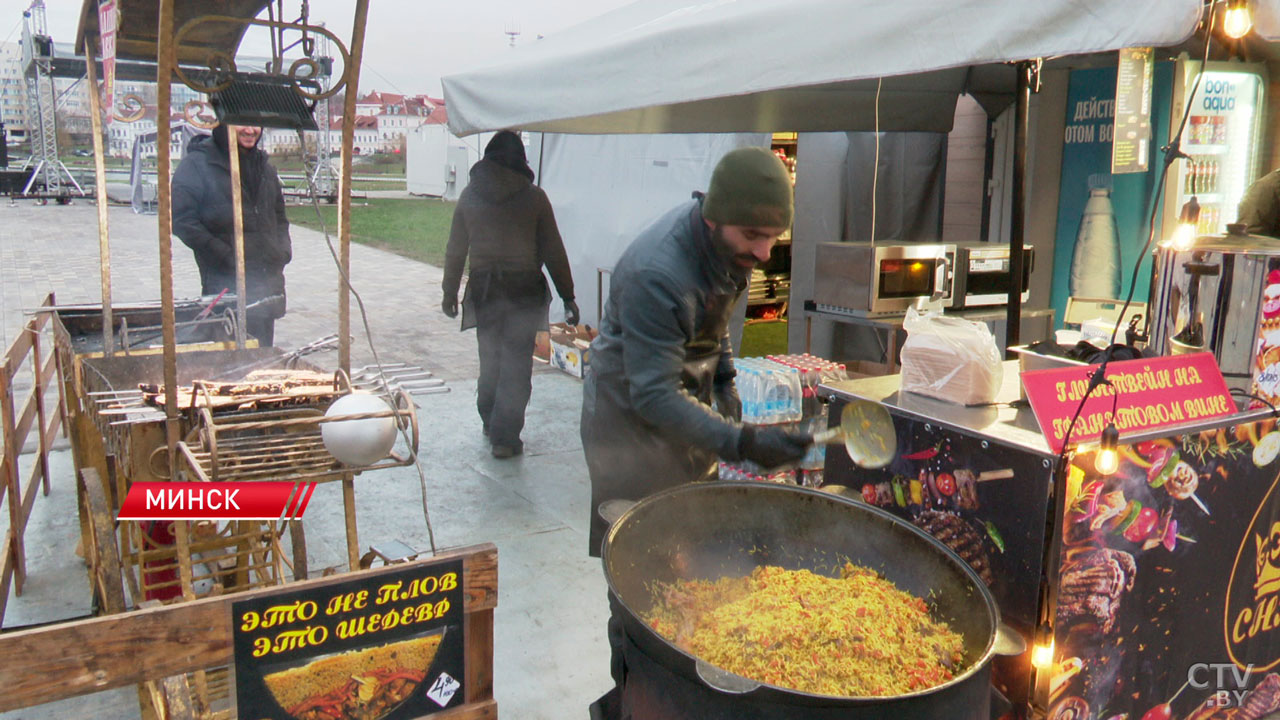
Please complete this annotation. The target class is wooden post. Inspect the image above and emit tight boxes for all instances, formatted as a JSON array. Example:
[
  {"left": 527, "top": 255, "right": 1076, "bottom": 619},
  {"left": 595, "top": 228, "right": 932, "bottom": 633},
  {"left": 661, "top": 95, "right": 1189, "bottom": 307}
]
[
  {"left": 82, "top": 39, "right": 115, "bottom": 356},
  {"left": 154, "top": 0, "right": 180, "bottom": 474},
  {"left": 226, "top": 125, "right": 249, "bottom": 348},
  {"left": 336, "top": 0, "right": 371, "bottom": 573},
  {"left": 337, "top": 0, "right": 372, "bottom": 374},
  {"left": 1, "top": 364, "right": 24, "bottom": 597},
  {"left": 343, "top": 476, "right": 360, "bottom": 570},
  {"left": 30, "top": 327, "right": 50, "bottom": 498}
]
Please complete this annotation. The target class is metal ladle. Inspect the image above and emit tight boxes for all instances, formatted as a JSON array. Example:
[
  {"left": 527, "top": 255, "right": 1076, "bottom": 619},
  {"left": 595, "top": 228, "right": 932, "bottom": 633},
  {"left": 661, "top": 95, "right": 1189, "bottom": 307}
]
[{"left": 810, "top": 399, "right": 897, "bottom": 469}]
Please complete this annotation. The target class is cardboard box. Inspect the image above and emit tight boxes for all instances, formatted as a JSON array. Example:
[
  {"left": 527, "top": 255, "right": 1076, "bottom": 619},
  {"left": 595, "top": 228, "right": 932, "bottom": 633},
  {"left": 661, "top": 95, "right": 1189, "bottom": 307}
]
[{"left": 536, "top": 323, "right": 597, "bottom": 378}]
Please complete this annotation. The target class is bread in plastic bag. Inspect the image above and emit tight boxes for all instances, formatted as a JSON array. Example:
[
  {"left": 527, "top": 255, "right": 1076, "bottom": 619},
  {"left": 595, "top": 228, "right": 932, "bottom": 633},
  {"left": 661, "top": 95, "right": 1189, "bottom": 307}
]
[{"left": 899, "top": 307, "right": 1003, "bottom": 405}]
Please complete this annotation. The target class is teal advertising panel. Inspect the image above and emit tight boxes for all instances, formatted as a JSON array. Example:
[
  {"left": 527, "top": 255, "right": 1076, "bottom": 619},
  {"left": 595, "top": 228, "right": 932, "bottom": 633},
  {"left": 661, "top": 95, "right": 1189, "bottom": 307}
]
[{"left": 1050, "top": 62, "right": 1174, "bottom": 330}]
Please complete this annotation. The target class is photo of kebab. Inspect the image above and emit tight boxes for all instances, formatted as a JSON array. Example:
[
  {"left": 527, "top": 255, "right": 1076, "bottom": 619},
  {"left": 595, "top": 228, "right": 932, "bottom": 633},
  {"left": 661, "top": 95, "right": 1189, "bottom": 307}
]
[
  {"left": 262, "top": 632, "right": 444, "bottom": 720},
  {"left": 1120, "top": 440, "right": 1211, "bottom": 515},
  {"left": 1056, "top": 547, "right": 1136, "bottom": 635},
  {"left": 1064, "top": 473, "right": 1197, "bottom": 554},
  {"left": 1134, "top": 677, "right": 1192, "bottom": 720},
  {"left": 1049, "top": 657, "right": 1083, "bottom": 704},
  {"left": 1234, "top": 418, "right": 1280, "bottom": 468}
]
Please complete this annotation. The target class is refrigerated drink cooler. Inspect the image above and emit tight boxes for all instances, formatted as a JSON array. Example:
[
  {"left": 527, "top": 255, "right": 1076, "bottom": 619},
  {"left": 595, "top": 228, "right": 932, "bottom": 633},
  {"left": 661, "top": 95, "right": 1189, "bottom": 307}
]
[{"left": 1163, "top": 62, "right": 1266, "bottom": 235}]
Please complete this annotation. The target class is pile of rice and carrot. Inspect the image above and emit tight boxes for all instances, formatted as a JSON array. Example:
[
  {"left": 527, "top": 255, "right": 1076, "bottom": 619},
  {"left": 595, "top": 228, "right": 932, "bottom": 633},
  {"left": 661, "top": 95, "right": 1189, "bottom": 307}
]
[{"left": 644, "top": 563, "right": 965, "bottom": 697}]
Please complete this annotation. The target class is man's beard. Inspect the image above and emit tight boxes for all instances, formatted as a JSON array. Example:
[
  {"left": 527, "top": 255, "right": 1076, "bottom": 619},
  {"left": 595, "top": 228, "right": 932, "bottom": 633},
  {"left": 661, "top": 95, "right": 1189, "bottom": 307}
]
[{"left": 710, "top": 225, "right": 757, "bottom": 280}]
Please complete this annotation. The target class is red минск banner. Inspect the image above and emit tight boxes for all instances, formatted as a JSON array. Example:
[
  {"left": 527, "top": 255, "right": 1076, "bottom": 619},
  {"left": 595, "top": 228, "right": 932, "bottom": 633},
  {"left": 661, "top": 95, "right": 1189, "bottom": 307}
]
[{"left": 118, "top": 481, "right": 316, "bottom": 521}]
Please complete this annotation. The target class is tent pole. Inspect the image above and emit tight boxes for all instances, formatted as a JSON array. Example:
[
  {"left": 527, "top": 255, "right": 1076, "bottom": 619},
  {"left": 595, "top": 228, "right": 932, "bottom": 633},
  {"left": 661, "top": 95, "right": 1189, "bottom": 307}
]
[
  {"left": 337, "top": 0, "right": 371, "bottom": 375},
  {"left": 155, "top": 0, "right": 180, "bottom": 474},
  {"left": 1005, "top": 60, "right": 1039, "bottom": 356},
  {"left": 82, "top": 37, "right": 114, "bottom": 356}
]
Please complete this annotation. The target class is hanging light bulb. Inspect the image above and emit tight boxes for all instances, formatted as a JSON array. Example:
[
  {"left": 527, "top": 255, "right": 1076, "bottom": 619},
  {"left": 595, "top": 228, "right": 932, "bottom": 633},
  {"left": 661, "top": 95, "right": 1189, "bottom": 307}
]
[
  {"left": 1095, "top": 423, "right": 1121, "bottom": 475},
  {"left": 1032, "top": 637, "right": 1055, "bottom": 669},
  {"left": 1166, "top": 196, "right": 1201, "bottom": 251},
  {"left": 1224, "top": 0, "right": 1253, "bottom": 39}
]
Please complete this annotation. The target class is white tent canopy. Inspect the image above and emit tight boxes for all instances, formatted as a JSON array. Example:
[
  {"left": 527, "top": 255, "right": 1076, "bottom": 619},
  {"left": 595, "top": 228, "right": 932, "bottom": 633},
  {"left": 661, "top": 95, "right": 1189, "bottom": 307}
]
[{"left": 443, "top": 0, "right": 1203, "bottom": 137}]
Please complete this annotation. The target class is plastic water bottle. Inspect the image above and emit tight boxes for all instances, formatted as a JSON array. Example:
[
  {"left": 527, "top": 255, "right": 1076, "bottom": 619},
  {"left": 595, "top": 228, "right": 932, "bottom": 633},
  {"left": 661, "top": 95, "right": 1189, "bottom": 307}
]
[{"left": 1070, "top": 177, "right": 1121, "bottom": 299}]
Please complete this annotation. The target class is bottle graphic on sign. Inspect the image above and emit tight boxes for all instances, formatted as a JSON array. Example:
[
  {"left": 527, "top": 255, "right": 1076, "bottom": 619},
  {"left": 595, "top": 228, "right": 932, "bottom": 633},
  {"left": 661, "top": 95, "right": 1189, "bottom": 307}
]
[{"left": 1070, "top": 176, "right": 1122, "bottom": 299}]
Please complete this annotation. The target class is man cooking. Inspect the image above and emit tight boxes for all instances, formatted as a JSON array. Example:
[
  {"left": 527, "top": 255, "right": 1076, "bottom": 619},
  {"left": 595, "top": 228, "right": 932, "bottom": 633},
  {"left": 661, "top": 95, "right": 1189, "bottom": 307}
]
[{"left": 580, "top": 147, "right": 812, "bottom": 558}]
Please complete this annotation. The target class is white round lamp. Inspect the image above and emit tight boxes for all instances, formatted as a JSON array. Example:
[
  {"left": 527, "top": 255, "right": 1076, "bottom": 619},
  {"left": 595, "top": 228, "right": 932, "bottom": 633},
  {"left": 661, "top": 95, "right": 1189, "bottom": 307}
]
[{"left": 321, "top": 393, "right": 398, "bottom": 466}]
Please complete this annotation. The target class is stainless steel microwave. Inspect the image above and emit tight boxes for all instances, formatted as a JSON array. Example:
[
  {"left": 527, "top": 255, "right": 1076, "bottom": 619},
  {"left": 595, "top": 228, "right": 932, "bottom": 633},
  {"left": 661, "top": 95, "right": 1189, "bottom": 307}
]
[
  {"left": 812, "top": 242, "right": 956, "bottom": 317},
  {"left": 951, "top": 242, "right": 1034, "bottom": 309}
]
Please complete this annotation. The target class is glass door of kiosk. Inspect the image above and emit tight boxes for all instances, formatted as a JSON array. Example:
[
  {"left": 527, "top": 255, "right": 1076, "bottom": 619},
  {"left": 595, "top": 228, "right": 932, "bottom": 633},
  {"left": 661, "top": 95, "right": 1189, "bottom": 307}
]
[{"left": 1163, "top": 61, "right": 1267, "bottom": 235}]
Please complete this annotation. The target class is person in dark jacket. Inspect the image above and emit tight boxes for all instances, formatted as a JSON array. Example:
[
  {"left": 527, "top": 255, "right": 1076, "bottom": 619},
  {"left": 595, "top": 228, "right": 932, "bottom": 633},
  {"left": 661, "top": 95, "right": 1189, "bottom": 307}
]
[
  {"left": 171, "top": 123, "right": 292, "bottom": 346},
  {"left": 580, "top": 147, "right": 811, "bottom": 558},
  {"left": 1239, "top": 168, "right": 1280, "bottom": 237},
  {"left": 442, "top": 131, "right": 578, "bottom": 458}
]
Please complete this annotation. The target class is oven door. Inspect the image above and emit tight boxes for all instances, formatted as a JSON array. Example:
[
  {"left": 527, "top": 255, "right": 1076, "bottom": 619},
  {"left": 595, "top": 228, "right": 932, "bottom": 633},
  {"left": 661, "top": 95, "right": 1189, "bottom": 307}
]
[
  {"left": 955, "top": 247, "right": 1034, "bottom": 308},
  {"left": 869, "top": 245, "right": 955, "bottom": 314}
]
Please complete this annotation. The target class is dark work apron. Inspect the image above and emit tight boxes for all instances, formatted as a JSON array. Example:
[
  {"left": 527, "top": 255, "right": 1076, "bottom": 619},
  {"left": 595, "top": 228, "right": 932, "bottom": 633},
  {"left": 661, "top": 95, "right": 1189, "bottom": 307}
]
[{"left": 582, "top": 287, "right": 738, "bottom": 558}]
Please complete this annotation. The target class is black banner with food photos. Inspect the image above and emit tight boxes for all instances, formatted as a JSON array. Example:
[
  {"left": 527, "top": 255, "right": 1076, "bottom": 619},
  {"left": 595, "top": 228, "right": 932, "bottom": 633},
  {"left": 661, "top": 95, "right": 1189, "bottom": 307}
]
[
  {"left": 232, "top": 558, "right": 465, "bottom": 720},
  {"left": 1048, "top": 415, "right": 1280, "bottom": 720},
  {"left": 823, "top": 400, "right": 1055, "bottom": 632}
]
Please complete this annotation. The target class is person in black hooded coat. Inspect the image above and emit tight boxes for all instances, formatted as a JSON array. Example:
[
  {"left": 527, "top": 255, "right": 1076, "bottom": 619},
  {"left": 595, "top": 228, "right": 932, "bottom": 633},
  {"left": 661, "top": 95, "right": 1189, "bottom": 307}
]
[
  {"left": 442, "top": 131, "right": 578, "bottom": 458},
  {"left": 171, "top": 124, "right": 292, "bottom": 346}
]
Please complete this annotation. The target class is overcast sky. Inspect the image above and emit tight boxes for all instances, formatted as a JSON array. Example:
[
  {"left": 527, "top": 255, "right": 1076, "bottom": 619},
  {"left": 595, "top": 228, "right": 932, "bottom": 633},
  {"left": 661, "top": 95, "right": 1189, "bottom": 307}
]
[{"left": 3, "top": 0, "right": 634, "bottom": 97}]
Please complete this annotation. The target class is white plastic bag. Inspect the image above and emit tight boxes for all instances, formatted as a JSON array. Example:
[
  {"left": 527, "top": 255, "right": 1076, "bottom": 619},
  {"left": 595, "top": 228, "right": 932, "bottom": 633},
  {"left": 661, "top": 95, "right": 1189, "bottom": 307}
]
[{"left": 899, "top": 307, "right": 1003, "bottom": 405}]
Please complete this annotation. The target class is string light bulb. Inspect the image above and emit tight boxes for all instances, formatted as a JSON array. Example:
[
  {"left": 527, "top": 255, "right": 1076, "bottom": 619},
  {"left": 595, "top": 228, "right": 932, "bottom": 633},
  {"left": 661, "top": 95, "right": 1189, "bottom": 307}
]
[
  {"left": 1224, "top": 0, "right": 1253, "bottom": 39},
  {"left": 1032, "top": 639, "right": 1055, "bottom": 669},
  {"left": 1167, "top": 196, "right": 1201, "bottom": 251},
  {"left": 1096, "top": 423, "right": 1121, "bottom": 475}
]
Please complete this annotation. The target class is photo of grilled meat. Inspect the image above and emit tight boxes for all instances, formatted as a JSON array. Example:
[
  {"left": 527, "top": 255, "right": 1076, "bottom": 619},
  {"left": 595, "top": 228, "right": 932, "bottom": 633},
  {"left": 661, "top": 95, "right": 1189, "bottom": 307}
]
[
  {"left": 1055, "top": 547, "right": 1136, "bottom": 635},
  {"left": 913, "top": 510, "right": 994, "bottom": 586},
  {"left": 1239, "top": 672, "right": 1280, "bottom": 720}
]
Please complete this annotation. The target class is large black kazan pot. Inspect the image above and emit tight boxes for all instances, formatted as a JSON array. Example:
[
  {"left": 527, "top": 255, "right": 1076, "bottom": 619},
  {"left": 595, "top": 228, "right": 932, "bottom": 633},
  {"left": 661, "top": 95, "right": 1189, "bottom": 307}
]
[{"left": 602, "top": 482, "right": 1017, "bottom": 720}]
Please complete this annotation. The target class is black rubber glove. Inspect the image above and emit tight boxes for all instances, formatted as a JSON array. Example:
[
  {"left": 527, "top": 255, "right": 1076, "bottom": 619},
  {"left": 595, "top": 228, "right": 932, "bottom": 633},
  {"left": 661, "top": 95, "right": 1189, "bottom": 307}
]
[
  {"left": 442, "top": 295, "right": 458, "bottom": 318},
  {"left": 715, "top": 384, "right": 742, "bottom": 422},
  {"left": 564, "top": 299, "right": 580, "bottom": 326},
  {"left": 737, "top": 426, "right": 812, "bottom": 469}
]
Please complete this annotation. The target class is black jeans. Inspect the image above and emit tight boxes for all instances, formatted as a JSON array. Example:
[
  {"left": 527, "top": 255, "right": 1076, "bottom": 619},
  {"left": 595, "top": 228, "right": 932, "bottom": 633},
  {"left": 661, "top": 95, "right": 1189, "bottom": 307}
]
[
  {"left": 246, "top": 313, "right": 275, "bottom": 347},
  {"left": 474, "top": 295, "right": 545, "bottom": 447}
]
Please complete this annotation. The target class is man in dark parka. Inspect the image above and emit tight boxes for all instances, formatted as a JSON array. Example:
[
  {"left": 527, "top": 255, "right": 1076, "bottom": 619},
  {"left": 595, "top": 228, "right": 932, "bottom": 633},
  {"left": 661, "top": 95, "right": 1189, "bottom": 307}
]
[
  {"left": 581, "top": 147, "right": 811, "bottom": 558},
  {"left": 171, "top": 123, "right": 292, "bottom": 346},
  {"left": 442, "top": 131, "right": 578, "bottom": 458}
]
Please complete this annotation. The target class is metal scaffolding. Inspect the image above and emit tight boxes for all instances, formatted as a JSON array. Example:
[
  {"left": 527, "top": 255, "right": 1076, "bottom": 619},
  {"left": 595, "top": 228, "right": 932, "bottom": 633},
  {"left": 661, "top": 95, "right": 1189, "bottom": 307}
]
[
  {"left": 19, "top": 0, "right": 84, "bottom": 198},
  {"left": 307, "top": 32, "right": 336, "bottom": 199}
]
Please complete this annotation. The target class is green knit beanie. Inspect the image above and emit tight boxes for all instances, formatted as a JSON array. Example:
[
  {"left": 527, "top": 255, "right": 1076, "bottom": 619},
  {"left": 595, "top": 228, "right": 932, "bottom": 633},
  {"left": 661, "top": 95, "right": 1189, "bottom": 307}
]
[{"left": 702, "top": 147, "right": 794, "bottom": 228}]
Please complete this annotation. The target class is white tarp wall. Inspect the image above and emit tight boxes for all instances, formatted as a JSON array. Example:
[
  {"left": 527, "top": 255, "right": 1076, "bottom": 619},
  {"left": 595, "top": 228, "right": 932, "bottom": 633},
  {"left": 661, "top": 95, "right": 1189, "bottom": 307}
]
[
  {"left": 537, "top": 132, "right": 767, "bottom": 336},
  {"left": 406, "top": 124, "right": 449, "bottom": 197},
  {"left": 406, "top": 126, "right": 492, "bottom": 200}
]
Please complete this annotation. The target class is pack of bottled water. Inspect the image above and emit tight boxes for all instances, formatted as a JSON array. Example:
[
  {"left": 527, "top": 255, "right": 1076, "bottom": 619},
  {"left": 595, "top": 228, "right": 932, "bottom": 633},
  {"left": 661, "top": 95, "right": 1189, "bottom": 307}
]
[
  {"left": 722, "top": 354, "right": 851, "bottom": 485},
  {"left": 734, "top": 357, "right": 804, "bottom": 424}
]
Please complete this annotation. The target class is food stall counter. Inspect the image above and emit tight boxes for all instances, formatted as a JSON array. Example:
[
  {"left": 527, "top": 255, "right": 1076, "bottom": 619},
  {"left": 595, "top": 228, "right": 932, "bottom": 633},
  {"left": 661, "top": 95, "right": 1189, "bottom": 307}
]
[
  {"left": 818, "top": 356, "right": 1280, "bottom": 718},
  {"left": 818, "top": 359, "right": 1050, "bottom": 456}
]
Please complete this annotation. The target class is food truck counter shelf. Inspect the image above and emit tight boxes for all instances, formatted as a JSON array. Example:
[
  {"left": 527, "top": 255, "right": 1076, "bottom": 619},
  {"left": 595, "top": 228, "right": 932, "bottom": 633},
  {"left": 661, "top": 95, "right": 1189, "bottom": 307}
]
[{"left": 817, "top": 359, "right": 1053, "bottom": 457}]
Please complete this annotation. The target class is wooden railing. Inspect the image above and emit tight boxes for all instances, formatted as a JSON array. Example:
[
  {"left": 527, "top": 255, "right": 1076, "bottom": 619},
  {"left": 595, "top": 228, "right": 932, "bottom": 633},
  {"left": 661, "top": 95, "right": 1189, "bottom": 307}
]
[{"left": 1, "top": 293, "right": 66, "bottom": 624}]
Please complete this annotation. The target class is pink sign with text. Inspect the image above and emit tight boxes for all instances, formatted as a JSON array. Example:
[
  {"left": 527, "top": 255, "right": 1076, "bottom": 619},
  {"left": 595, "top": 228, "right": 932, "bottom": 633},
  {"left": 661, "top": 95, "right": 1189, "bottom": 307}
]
[{"left": 1021, "top": 352, "right": 1234, "bottom": 453}]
